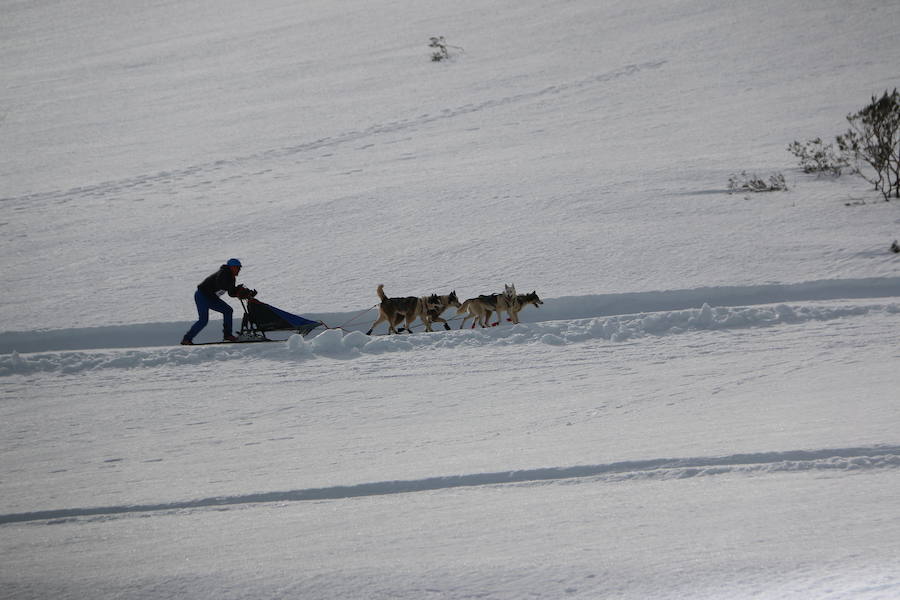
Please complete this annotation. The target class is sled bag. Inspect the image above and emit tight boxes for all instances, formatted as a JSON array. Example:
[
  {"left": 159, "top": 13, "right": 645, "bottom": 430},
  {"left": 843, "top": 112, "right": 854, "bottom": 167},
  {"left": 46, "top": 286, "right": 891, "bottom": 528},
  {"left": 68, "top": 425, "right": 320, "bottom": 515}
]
[{"left": 246, "top": 299, "right": 321, "bottom": 335}]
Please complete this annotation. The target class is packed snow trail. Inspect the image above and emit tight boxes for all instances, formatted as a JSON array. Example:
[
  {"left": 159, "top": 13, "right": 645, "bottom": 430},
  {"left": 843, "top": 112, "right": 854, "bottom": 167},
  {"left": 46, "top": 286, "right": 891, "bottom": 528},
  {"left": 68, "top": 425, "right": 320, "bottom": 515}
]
[
  {"left": 2, "top": 277, "right": 900, "bottom": 355},
  {"left": 1, "top": 298, "right": 897, "bottom": 376}
]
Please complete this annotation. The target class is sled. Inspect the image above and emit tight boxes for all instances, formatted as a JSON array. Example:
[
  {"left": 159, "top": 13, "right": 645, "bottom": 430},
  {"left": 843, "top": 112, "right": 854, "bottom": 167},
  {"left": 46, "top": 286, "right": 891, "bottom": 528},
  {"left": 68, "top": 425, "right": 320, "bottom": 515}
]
[
  {"left": 237, "top": 297, "right": 323, "bottom": 341},
  {"left": 188, "top": 338, "right": 283, "bottom": 346}
]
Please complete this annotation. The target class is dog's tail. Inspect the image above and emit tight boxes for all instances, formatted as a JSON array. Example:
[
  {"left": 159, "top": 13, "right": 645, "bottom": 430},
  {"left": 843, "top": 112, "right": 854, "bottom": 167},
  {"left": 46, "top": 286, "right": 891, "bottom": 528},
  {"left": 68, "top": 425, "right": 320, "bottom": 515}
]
[{"left": 376, "top": 284, "right": 388, "bottom": 302}]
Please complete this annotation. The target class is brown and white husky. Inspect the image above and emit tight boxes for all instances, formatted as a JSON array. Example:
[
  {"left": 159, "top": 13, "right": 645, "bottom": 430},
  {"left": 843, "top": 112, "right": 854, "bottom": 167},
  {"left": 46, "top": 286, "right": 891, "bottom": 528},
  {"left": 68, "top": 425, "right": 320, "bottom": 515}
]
[
  {"left": 457, "top": 284, "right": 543, "bottom": 328},
  {"left": 366, "top": 285, "right": 461, "bottom": 335},
  {"left": 457, "top": 286, "right": 544, "bottom": 328}
]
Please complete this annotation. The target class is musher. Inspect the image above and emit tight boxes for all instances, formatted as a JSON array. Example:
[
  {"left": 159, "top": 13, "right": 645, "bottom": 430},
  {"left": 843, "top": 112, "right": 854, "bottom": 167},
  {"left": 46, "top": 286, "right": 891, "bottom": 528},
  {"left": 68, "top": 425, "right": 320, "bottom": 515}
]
[{"left": 181, "top": 258, "right": 252, "bottom": 345}]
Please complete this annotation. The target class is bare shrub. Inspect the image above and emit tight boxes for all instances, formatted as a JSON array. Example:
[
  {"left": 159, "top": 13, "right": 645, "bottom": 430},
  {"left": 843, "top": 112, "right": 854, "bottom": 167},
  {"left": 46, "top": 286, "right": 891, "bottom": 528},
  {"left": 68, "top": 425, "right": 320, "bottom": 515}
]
[
  {"left": 728, "top": 171, "right": 788, "bottom": 194},
  {"left": 836, "top": 89, "right": 900, "bottom": 200},
  {"left": 429, "top": 36, "right": 464, "bottom": 62},
  {"left": 787, "top": 138, "right": 848, "bottom": 176},
  {"left": 429, "top": 37, "right": 450, "bottom": 62}
]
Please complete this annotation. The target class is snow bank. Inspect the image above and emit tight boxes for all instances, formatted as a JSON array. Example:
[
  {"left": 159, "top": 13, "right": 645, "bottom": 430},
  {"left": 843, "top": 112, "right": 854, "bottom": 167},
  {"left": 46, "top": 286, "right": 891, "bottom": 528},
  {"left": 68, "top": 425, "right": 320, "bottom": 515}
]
[{"left": 2, "top": 300, "right": 896, "bottom": 377}]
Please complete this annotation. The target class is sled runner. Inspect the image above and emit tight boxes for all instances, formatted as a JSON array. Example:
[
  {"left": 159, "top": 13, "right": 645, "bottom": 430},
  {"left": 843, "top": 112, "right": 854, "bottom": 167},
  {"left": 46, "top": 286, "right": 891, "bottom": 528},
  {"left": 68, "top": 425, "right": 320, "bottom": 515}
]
[{"left": 237, "top": 296, "right": 323, "bottom": 341}]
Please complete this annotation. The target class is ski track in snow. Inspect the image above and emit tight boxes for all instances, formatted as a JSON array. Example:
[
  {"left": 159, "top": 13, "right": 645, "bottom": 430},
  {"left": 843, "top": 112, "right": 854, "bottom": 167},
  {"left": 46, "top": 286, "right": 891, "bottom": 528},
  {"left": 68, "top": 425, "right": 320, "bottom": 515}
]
[
  {"left": 1, "top": 292, "right": 897, "bottom": 376},
  {"left": 0, "top": 61, "right": 666, "bottom": 206},
  {"left": 1, "top": 445, "right": 897, "bottom": 525}
]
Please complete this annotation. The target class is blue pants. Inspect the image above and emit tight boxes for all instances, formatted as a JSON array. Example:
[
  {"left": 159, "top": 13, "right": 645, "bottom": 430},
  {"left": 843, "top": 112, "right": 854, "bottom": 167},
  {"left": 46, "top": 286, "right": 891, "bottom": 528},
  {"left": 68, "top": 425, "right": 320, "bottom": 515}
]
[{"left": 184, "top": 290, "right": 233, "bottom": 341}]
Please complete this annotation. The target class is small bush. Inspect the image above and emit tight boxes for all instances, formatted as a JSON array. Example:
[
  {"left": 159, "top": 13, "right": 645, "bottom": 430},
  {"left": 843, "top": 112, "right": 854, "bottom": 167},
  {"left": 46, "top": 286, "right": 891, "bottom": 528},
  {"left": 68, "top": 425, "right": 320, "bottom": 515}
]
[
  {"left": 836, "top": 89, "right": 900, "bottom": 200},
  {"left": 787, "top": 138, "right": 848, "bottom": 175},
  {"left": 728, "top": 171, "right": 788, "bottom": 193},
  {"left": 429, "top": 36, "right": 450, "bottom": 62},
  {"left": 429, "top": 36, "right": 464, "bottom": 62}
]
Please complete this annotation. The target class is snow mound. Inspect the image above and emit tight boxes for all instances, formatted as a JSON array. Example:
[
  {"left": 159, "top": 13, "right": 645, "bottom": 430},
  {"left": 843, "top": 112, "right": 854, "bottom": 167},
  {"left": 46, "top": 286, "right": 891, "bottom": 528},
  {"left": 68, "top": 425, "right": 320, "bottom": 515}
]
[{"left": 1, "top": 300, "right": 896, "bottom": 377}]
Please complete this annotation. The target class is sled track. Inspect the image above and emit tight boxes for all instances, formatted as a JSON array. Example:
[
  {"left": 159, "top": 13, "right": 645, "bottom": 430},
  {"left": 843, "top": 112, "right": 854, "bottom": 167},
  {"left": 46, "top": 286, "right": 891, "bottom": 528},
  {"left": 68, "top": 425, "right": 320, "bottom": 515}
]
[
  {"left": 1, "top": 445, "right": 897, "bottom": 525},
  {"left": 1, "top": 294, "right": 898, "bottom": 375},
  {"left": 2, "top": 277, "right": 899, "bottom": 356}
]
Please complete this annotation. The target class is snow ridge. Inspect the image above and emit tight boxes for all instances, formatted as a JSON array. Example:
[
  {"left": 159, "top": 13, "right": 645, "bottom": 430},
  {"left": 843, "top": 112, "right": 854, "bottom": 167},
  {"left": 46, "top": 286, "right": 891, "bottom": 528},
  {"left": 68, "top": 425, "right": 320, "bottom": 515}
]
[
  {"left": 2, "top": 299, "right": 897, "bottom": 376},
  {"left": 2, "top": 445, "right": 897, "bottom": 525}
]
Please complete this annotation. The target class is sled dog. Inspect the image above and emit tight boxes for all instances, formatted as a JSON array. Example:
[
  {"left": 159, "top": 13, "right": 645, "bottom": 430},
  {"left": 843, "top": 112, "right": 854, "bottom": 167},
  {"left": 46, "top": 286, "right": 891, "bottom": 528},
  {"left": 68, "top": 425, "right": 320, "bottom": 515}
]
[
  {"left": 456, "top": 297, "right": 489, "bottom": 329},
  {"left": 507, "top": 290, "right": 543, "bottom": 323},
  {"left": 457, "top": 284, "right": 517, "bottom": 328},
  {"left": 420, "top": 291, "right": 462, "bottom": 332},
  {"left": 366, "top": 285, "right": 460, "bottom": 335},
  {"left": 457, "top": 287, "right": 543, "bottom": 328}
]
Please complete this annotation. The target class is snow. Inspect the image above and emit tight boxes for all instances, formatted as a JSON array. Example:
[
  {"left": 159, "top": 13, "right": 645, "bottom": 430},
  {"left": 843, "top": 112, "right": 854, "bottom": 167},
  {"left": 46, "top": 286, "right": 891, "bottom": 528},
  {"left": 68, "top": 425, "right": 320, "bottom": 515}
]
[
  {"left": 2, "top": 0, "right": 900, "bottom": 598},
  {"left": 1, "top": 299, "right": 898, "bottom": 376}
]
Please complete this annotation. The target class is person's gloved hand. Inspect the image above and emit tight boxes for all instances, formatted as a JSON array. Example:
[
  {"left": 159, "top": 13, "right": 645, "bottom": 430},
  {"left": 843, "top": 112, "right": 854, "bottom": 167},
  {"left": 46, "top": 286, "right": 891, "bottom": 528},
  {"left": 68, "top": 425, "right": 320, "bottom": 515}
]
[{"left": 234, "top": 284, "right": 255, "bottom": 299}]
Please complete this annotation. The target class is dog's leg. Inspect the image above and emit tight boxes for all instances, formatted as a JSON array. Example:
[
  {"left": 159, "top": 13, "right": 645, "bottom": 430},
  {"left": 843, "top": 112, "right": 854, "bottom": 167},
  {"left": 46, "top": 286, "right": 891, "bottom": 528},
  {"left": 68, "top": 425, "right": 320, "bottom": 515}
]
[
  {"left": 424, "top": 300, "right": 444, "bottom": 333},
  {"left": 395, "top": 311, "right": 417, "bottom": 334},
  {"left": 458, "top": 307, "right": 473, "bottom": 329},
  {"left": 456, "top": 300, "right": 472, "bottom": 329},
  {"left": 506, "top": 303, "right": 517, "bottom": 324},
  {"left": 428, "top": 314, "right": 450, "bottom": 331},
  {"left": 511, "top": 299, "right": 523, "bottom": 323},
  {"left": 366, "top": 312, "right": 387, "bottom": 336},
  {"left": 433, "top": 316, "right": 451, "bottom": 331},
  {"left": 389, "top": 313, "right": 404, "bottom": 334},
  {"left": 384, "top": 312, "right": 398, "bottom": 334},
  {"left": 491, "top": 299, "right": 504, "bottom": 325}
]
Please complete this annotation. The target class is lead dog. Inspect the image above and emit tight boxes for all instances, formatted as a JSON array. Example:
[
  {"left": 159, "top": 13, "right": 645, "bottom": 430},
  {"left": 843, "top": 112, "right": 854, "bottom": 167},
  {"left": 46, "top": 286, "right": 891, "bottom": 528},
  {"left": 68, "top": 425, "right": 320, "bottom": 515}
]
[
  {"left": 505, "top": 290, "right": 543, "bottom": 324},
  {"left": 457, "top": 284, "right": 517, "bottom": 328},
  {"left": 457, "top": 288, "right": 543, "bottom": 328},
  {"left": 366, "top": 285, "right": 460, "bottom": 335}
]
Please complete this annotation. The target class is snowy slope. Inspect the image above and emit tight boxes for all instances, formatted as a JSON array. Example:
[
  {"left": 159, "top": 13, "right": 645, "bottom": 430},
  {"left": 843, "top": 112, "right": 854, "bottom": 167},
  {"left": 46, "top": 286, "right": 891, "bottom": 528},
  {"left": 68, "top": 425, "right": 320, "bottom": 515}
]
[
  {"left": 2, "top": 0, "right": 899, "bottom": 329},
  {"left": 2, "top": 0, "right": 900, "bottom": 598},
  {"left": 2, "top": 300, "right": 899, "bottom": 599}
]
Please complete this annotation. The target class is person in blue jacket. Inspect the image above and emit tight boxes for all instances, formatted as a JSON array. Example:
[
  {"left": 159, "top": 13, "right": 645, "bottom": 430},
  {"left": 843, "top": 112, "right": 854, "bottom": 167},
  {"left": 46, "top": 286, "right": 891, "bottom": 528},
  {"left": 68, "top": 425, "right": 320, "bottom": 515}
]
[{"left": 181, "top": 258, "right": 251, "bottom": 344}]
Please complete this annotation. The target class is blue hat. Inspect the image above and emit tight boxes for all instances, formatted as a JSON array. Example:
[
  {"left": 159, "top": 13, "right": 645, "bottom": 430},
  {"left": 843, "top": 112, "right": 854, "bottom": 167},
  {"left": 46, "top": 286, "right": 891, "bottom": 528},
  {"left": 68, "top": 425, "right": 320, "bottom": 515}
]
[{"left": 226, "top": 258, "right": 242, "bottom": 267}]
